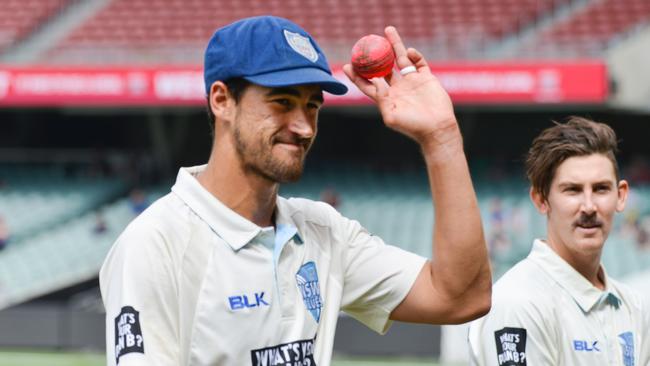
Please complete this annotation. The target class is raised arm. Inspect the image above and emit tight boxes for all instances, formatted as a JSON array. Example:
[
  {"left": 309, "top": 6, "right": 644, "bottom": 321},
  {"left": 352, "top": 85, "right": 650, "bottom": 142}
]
[{"left": 343, "top": 26, "right": 491, "bottom": 324}]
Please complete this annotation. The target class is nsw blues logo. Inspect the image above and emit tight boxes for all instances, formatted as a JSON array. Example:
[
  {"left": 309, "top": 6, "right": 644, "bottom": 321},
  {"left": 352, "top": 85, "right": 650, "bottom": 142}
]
[
  {"left": 296, "top": 261, "right": 323, "bottom": 322},
  {"left": 618, "top": 331, "right": 635, "bottom": 366},
  {"left": 283, "top": 30, "right": 318, "bottom": 62}
]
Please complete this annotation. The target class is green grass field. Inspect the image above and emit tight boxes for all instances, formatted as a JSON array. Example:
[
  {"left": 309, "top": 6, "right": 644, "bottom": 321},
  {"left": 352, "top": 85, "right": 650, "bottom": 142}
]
[
  {"left": 0, "top": 350, "right": 447, "bottom": 366},
  {"left": 0, "top": 350, "right": 104, "bottom": 366}
]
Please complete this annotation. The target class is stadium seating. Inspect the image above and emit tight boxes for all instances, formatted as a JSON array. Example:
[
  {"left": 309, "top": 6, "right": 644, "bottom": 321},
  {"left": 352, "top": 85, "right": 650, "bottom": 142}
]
[
  {"left": 3, "top": 0, "right": 648, "bottom": 63},
  {"left": 0, "top": 165, "right": 126, "bottom": 240},
  {"left": 289, "top": 165, "right": 650, "bottom": 280},
  {"left": 0, "top": 187, "right": 161, "bottom": 309},
  {"left": 0, "top": 199, "right": 128, "bottom": 308},
  {"left": 1, "top": 163, "right": 649, "bottom": 308},
  {"left": 515, "top": 0, "right": 650, "bottom": 58},
  {"left": 0, "top": 0, "right": 67, "bottom": 55},
  {"left": 45, "top": 0, "right": 563, "bottom": 64}
]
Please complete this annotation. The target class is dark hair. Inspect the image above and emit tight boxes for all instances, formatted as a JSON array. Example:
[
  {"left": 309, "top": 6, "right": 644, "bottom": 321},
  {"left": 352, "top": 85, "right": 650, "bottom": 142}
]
[
  {"left": 525, "top": 116, "right": 620, "bottom": 202},
  {"left": 206, "top": 78, "right": 251, "bottom": 137}
]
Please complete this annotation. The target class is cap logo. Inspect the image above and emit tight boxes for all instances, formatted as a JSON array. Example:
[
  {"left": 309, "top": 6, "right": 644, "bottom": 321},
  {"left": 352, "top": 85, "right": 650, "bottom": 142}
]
[{"left": 283, "top": 30, "right": 318, "bottom": 63}]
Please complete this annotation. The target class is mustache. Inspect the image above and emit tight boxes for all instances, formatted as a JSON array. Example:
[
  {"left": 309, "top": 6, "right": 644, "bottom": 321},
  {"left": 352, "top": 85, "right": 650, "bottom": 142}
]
[
  {"left": 273, "top": 134, "right": 313, "bottom": 149},
  {"left": 573, "top": 213, "right": 603, "bottom": 228}
]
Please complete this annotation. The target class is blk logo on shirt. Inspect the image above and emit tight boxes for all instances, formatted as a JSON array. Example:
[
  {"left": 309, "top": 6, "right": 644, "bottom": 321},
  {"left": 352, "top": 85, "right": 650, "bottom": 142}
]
[
  {"left": 229, "top": 292, "right": 270, "bottom": 310},
  {"left": 296, "top": 261, "right": 323, "bottom": 322},
  {"left": 573, "top": 340, "right": 600, "bottom": 352}
]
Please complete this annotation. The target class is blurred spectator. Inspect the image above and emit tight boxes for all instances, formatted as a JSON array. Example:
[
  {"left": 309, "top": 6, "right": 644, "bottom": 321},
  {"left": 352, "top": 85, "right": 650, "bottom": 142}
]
[
  {"left": 0, "top": 215, "right": 10, "bottom": 250},
  {"left": 508, "top": 202, "right": 531, "bottom": 245},
  {"left": 620, "top": 209, "right": 640, "bottom": 240},
  {"left": 487, "top": 198, "right": 511, "bottom": 256},
  {"left": 320, "top": 188, "right": 340, "bottom": 209},
  {"left": 618, "top": 187, "right": 650, "bottom": 251},
  {"left": 129, "top": 188, "right": 149, "bottom": 216},
  {"left": 635, "top": 216, "right": 650, "bottom": 251},
  {"left": 93, "top": 210, "right": 108, "bottom": 235}
]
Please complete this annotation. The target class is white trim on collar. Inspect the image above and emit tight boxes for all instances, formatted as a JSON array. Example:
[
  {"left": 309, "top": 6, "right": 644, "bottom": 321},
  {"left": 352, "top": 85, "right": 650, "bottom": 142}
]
[
  {"left": 528, "top": 239, "right": 620, "bottom": 312},
  {"left": 171, "top": 165, "right": 301, "bottom": 251}
]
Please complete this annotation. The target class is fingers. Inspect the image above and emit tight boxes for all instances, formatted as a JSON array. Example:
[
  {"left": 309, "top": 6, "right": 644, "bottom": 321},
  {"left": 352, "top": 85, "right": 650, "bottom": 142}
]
[
  {"left": 407, "top": 48, "right": 431, "bottom": 74},
  {"left": 385, "top": 69, "right": 400, "bottom": 85},
  {"left": 342, "top": 64, "right": 391, "bottom": 107},
  {"left": 385, "top": 26, "right": 431, "bottom": 81},
  {"left": 383, "top": 48, "right": 429, "bottom": 86},
  {"left": 342, "top": 63, "right": 379, "bottom": 100},
  {"left": 370, "top": 77, "right": 390, "bottom": 101},
  {"left": 384, "top": 26, "right": 411, "bottom": 70}
]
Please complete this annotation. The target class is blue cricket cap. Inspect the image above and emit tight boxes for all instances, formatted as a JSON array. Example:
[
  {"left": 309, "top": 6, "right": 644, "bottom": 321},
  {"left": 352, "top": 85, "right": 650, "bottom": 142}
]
[{"left": 204, "top": 16, "right": 348, "bottom": 96}]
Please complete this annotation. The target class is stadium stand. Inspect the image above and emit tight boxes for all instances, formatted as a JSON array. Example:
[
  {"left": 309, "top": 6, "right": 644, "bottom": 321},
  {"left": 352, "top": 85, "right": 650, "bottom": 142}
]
[
  {"left": 2, "top": 161, "right": 648, "bottom": 310},
  {"left": 1, "top": 0, "right": 648, "bottom": 63},
  {"left": 0, "top": 0, "right": 68, "bottom": 55},
  {"left": 0, "top": 185, "right": 157, "bottom": 309},
  {"left": 284, "top": 164, "right": 650, "bottom": 279},
  {"left": 514, "top": 0, "right": 650, "bottom": 58},
  {"left": 0, "top": 165, "right": 125, "bottom": 242},
  {"left": 0, "top": 199, "right": 126, "bottom": 308},
  {"left": 45, "top": 0, "right": 564, "bottom": 64}
]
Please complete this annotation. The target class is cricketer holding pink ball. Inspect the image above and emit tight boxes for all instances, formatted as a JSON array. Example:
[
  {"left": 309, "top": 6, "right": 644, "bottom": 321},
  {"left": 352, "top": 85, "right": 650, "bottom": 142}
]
[{"left": 100, "top": 15, "right": 491, "bottom": 365}]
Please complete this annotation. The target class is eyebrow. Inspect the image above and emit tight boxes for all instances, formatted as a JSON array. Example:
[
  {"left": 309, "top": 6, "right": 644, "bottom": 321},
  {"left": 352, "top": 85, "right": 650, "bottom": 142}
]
[
  {"left": 557, "top": 180, "right": 614, "bottom": 189},
  {"left": 266, "top": 87, "right": 324, "bottom": 103}
]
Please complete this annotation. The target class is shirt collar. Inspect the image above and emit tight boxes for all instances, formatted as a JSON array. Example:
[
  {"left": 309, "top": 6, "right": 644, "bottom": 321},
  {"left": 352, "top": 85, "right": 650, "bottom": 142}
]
[
  {"left": 171, "top": 165, "right": 301, "bottom": 251},
  {"left": 528, "top": 239, "right": 620, "bottom": 313}
]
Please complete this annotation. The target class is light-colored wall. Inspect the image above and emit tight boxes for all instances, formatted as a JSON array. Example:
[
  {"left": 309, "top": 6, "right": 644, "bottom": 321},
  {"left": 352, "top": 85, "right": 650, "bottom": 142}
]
[
  {"left": 607, "top": 25, "right": 650, "bottom": 111},
  {"left": 623, "top": 270, "right": 650, "bottom": 304}
]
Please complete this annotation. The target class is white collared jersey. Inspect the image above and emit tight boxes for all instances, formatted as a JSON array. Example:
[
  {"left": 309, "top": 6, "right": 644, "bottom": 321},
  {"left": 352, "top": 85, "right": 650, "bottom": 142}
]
[
  {"left": 100, "top": 165, "right": 426, "bottom": 366},
  {"left": 468, "top": 240, "right": 650, "bottom": 366}
]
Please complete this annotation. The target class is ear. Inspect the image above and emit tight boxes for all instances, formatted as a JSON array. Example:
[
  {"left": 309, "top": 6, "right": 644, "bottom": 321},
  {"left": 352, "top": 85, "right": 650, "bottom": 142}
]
[
  {"left": 209, "top": 81, "right": 236, "bottom": 125},
  {"left": 616, "top": 179, "right": 629, "bottom": 212},
  {"left": 530, "top": 187, "right": 549, "bottom": 214}
]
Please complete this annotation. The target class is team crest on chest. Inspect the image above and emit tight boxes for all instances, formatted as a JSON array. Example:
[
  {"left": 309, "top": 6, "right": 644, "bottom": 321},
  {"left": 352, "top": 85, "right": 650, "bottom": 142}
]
[
  {"left": 296, "top": 261, "right": 323, "bottom": 322},
  {"left": 283, "top": 30, "right": 318, "bottom": 62},
  {"left": 618, "top": 331, "right": 635, "bottom": 366}
]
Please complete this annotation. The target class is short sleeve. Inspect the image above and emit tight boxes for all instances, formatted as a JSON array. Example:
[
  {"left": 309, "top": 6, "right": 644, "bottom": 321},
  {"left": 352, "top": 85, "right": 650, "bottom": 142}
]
[
  {"left": 100, "top": 218, "right": 180, "bottom": 366},
  {"left": 338, "top": 215, "right": 426, "bottom": 334},
  {"left": 639, "top": 295, "right": 650, "bottom": 365},
  {"left": 468, "top": 293, "right": 556, "bottom": 366}
]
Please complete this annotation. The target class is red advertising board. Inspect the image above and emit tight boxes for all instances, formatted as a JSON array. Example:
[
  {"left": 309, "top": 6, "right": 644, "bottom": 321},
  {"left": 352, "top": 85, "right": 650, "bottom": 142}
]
[{"left": 0, "top": 61, "right": 608, "bottom": 107}]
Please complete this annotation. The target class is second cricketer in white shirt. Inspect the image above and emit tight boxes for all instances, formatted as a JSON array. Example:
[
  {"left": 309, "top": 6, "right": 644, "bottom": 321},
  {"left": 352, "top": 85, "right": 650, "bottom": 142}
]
[
  {"left": 469, "top": 239, "right": 650, "bottom": 365},
  {"left": 469, "top": 117, "right": 650, "bottom": 366}
]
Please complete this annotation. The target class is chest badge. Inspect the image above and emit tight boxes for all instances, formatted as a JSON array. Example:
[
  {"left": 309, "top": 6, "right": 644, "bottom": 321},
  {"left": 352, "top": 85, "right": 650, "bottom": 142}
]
[
  {"left": 618, "top": 331, "right": 635, "bottom": 366},
  {"left": 296, "top": 261, "right": 323, "bottom": 322}
]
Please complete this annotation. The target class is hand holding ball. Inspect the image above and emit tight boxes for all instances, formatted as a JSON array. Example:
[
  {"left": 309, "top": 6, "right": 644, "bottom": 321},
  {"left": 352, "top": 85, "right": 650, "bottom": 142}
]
[{"left": 351, "top": 35, "right": 395, "bottom": 79}]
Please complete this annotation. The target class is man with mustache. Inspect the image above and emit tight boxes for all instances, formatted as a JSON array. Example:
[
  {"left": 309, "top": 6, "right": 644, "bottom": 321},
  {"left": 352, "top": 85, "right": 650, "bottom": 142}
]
[
  {"left": 468, "top": 117, "right": 650, "bottom": 366},
  {"left": 100, "top": 16, "right": 491, "bottom": 365}
]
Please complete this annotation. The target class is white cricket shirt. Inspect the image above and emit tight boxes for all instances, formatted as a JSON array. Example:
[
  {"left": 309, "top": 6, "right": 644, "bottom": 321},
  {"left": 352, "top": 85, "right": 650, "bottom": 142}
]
[
  {"left": 468, "top": 239, "right": 650, "bottom": 366},
  {"left": 100, "top": 165, "right": 426, "bottom": 366}
]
